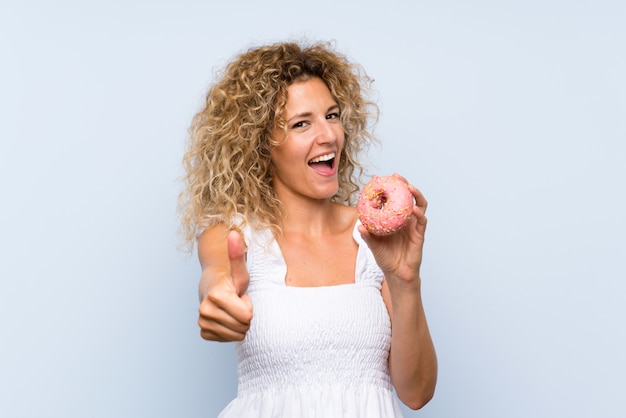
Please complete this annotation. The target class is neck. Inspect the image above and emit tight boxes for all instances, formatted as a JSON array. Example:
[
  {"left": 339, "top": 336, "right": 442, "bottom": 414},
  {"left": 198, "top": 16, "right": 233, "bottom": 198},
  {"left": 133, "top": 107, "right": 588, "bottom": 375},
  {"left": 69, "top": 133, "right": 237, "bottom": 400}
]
[{"left": 280, "top": 196, "right": 338, "bottom": 236}]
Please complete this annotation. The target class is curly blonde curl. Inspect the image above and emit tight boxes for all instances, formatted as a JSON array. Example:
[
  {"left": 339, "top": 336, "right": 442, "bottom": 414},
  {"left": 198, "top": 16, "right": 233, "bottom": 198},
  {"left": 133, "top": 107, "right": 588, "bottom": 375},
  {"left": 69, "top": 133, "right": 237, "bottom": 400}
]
[{"left": 178, "top": 40, "right": 379, "bottom": 250}]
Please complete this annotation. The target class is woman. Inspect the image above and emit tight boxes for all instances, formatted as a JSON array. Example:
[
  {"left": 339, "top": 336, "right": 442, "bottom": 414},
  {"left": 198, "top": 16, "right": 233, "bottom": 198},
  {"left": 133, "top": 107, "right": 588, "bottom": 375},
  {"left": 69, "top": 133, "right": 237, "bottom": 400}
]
[{"left": 179, "top": 40, "right": 437, "bottom": 417}]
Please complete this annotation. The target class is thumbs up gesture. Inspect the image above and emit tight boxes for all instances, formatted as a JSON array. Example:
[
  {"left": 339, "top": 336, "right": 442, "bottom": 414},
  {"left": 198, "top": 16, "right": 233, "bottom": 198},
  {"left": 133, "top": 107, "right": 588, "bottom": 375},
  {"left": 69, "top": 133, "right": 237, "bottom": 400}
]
[{"left": 198, "top": 229, "right": 253, "bottom": 342}]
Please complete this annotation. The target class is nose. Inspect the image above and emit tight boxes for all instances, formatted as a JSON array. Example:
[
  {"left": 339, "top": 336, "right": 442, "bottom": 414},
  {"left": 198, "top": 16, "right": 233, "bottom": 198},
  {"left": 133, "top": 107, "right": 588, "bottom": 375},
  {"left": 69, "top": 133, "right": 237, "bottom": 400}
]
[{"left": 315, "top": 118, "right": 339, "bottom": 145}]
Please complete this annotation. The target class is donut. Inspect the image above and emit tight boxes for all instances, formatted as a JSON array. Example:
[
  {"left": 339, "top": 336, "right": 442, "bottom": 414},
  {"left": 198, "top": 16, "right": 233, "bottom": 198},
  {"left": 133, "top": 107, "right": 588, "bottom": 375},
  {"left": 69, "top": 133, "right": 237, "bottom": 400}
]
[{"left": 357, "top": 175, "right": 414, "bottom": 236}]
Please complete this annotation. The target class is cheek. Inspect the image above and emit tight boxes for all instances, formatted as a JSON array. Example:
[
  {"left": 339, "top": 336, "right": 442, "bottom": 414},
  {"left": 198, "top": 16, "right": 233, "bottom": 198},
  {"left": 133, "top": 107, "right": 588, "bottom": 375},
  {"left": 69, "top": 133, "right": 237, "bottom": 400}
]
[
  {"left": 335, "top": 123, "right": 346, "bottom": 141},
  {"left": 336, "top": 130, "right": 346, "bottom": 152},
  {"left": 269, "top": 146, "right": 294, "bottom": 174}
]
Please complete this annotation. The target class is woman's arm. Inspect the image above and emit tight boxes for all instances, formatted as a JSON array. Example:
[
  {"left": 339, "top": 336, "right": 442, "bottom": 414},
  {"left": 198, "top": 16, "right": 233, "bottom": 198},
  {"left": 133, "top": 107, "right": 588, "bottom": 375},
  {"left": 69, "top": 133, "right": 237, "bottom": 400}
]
[
  {"left": 382, "top": 276, "right": 437, "bottom": 409},
  {"left": 359, "top": 178, "right": 438, "bottom": 409},
  {"left": 197, "top": 225, "right": 253, "bottom": 342}
]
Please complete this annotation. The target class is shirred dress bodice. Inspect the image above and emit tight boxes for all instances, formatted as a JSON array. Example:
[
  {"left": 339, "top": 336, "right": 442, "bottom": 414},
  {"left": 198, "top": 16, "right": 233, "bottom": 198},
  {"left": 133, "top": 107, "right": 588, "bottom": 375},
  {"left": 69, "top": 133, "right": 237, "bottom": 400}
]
[{"left": 217, "top": 222, "right": 403, "bottom": 417}]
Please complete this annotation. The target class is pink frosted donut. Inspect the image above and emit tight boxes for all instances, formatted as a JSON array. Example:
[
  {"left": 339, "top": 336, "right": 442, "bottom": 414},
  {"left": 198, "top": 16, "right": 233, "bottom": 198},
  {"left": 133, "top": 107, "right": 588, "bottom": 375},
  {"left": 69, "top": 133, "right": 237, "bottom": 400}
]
[{"left": 357, "top": 175, "right": 414, "bottom": 236}]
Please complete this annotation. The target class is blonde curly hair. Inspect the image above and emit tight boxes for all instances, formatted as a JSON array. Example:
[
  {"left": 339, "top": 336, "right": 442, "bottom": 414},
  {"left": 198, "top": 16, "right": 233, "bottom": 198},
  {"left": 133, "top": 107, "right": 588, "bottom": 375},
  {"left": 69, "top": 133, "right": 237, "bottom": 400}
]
[{"left": 179, "top": 40, "right": 379, "bottom": 249}]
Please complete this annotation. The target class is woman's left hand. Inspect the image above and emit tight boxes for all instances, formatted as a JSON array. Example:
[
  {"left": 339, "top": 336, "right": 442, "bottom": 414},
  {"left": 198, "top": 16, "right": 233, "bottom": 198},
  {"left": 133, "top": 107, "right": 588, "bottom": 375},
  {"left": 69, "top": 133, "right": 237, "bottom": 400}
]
[{"left": 358, "top": 174, "right": 428, "bottom": 287}]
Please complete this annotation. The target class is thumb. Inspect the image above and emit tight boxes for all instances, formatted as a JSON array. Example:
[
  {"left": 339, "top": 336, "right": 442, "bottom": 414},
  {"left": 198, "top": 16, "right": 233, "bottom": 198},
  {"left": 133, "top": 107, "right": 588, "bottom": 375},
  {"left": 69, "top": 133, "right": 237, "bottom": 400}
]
[{"left": 227, "top": 229, "right": 250, "bottom": 296}]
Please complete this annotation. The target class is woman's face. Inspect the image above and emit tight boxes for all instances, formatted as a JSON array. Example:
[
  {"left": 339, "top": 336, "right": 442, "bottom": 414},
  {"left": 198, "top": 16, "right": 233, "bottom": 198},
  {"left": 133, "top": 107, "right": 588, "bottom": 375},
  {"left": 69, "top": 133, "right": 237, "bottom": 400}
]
[{"left": 270, "top": 77, "right": 345, "bottom": 202}]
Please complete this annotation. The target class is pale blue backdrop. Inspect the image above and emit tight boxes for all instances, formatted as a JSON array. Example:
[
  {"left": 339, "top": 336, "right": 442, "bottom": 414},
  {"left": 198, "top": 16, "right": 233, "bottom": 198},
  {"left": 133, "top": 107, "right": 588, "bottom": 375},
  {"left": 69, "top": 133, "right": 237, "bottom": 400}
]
[{"left": 1, "top": 0, "right": 624, "bottom": 417}]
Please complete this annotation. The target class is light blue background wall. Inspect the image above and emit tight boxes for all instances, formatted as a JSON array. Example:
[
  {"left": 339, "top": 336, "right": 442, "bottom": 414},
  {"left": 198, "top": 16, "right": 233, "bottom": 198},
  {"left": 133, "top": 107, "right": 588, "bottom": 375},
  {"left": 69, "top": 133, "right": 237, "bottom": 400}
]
[{"left": 1, "top": 1, "right": 624, "bottom": 417}]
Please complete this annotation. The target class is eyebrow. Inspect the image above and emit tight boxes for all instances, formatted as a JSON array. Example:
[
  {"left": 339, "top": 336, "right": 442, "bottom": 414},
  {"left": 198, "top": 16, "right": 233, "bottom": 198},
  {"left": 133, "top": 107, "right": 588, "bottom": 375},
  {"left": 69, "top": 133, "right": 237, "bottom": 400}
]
[{"left": 287, "top": 104, "right": 340, "bottom": 123}]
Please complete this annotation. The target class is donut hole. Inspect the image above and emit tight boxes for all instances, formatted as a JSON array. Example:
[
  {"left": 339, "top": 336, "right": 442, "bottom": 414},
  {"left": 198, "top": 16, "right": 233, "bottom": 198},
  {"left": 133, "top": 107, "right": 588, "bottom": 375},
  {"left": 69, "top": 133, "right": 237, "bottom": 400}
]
[{"left": 372, "top": 192, "right": 387, "bottom": 210}]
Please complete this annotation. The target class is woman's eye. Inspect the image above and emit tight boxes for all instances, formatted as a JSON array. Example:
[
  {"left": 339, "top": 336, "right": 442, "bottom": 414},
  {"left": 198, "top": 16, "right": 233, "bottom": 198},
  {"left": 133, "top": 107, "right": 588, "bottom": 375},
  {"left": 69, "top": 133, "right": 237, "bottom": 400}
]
[
  {"left": 292, "top": 121, "right": 306, "bottom": 129},
  {"left": 327, "top": 112, "right": 340, "bottom": 120}
]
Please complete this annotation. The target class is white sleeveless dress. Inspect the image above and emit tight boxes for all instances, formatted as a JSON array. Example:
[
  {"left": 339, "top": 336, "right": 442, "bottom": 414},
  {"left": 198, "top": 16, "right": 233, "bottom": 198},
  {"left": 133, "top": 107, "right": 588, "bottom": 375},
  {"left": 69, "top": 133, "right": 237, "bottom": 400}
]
[{"left": 218, "top": 221, "right": 404, "bottom": 417}]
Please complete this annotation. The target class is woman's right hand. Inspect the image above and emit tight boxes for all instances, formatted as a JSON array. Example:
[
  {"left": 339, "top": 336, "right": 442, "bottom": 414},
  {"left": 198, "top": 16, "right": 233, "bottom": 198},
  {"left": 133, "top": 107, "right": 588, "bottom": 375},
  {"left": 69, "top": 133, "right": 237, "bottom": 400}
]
[{"left": 198, "top": 230, "right": 253, "bottom": 342}]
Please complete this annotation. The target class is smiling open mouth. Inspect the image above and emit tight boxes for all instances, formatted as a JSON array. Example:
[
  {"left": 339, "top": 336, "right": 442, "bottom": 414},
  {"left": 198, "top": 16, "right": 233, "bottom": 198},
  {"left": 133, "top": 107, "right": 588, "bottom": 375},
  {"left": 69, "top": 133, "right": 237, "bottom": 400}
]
[{"left": 308, "top": 152, "right": 336, "bottom": 170}]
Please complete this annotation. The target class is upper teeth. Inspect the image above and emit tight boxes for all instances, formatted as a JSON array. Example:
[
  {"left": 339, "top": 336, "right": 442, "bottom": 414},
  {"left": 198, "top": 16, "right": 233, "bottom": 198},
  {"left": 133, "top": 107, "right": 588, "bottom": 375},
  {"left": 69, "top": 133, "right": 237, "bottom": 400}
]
[{"left": 309, "top": 153, "right": 335, "bottom": 163}]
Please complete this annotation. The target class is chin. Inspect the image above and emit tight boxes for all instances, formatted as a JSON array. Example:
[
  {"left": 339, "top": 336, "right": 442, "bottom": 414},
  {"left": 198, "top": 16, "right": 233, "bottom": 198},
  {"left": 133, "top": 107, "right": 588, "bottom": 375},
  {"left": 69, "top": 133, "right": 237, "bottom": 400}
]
[{"left": 321, "top": 186, "right": 340, "bottom": 200}]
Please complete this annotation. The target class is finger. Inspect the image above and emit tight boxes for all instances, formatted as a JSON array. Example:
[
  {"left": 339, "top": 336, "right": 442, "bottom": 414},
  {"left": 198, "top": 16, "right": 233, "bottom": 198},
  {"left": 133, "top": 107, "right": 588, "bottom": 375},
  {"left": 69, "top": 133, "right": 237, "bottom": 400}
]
[
  {"left": 206, "top": 286, "right": 253, "bottom": 325},
  {"left": 408, "top": 184, "right": 428, "bottom": 214},
  {"left": 200, "top": 321, "right": 249, "bottom": 342},
  {"left": 357, "top": 223, "right": 383, "bottom": 246},
  {"left": 227, "top": 229, "right": 250, "bottom": 296},
  {"left": 357, "top": 223, "right": 370, "bottom": 237},
  {"left": 199, "top": 299, "right": 252, "bottom": 341},
  {"left": 199, "top": 301, "right": 252, "bottom": 333},
  {"left": 413, "top": 206, "right": 428, "bottom": 226},
  {"left": 391, "top": 172, "right": 409, "bottom": 184}
]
